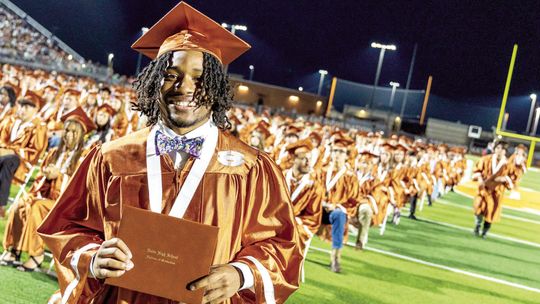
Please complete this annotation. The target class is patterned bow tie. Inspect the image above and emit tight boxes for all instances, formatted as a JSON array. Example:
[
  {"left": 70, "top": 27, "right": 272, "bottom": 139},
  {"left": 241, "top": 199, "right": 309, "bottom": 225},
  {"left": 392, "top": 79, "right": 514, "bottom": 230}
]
[{"left": 155, "top": 130, "right": 205, "bottom": 158}]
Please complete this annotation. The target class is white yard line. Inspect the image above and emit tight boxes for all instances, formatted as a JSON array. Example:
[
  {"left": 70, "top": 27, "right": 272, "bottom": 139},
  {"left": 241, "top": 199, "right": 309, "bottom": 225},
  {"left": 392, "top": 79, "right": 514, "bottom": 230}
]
[
  {"left": 436, "top": 200, "right": 540, "bottom": 225},
  {"left": 404, "top": 214, "right": 540, "bottom": 249},
  {"left": 309, "top": 244, "right": 540, "bottom": 294}
]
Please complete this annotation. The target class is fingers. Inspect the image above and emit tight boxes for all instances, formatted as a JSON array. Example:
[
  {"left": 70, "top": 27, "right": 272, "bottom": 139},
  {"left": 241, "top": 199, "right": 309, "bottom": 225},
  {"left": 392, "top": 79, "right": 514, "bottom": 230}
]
[
  {"left": 98, "top": 247, "right": 129, "bottom": 262},
  {"left": 190, "top": 275, "right": 211, "bottom": 291},
  {"left": 102, "top": 238, "right": 132, "bottom": 259},
  {"left": 190, "top": 270, "right": 224, "bottom": 291},
  {"left": 97, "top": 267, "right": 125, "bottom": 278},
  {"left": 96, "top": 257, "right": 127, "bottom": 271},
  {"left": 202, "top": 287, "right": 227, "bottom": 304},
  {"left": 93, "top": 238, "right": 134, "bottom": 279}
]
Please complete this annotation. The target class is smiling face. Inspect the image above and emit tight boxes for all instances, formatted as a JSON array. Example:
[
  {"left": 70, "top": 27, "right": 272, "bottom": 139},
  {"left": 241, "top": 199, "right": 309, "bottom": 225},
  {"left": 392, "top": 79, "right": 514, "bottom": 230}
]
[{"left": 159, "top": 50, "right": 210, "bottom": 132}]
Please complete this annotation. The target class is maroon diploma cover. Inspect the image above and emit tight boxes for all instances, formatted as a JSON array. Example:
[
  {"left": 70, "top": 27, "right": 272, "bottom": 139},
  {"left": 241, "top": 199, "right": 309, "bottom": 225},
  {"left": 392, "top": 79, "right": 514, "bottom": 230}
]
[{"left": 106, "top": 205, "right": 219, "bottom": 303}]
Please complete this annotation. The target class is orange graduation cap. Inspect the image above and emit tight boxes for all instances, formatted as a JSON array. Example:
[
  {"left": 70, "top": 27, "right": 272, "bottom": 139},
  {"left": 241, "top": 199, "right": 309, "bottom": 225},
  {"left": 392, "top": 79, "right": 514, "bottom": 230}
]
[
  {"left": 131, "top": 2, "right": 251, "bottom": 65},
  {"left": 286, "top": 138, "right": 314, "bottom": 155},
  {"left": 61, "top": 106, "right": 97, "bottom": 134},
  {"left": 97, "top": 104, "right": 116, "bottom": 116}
]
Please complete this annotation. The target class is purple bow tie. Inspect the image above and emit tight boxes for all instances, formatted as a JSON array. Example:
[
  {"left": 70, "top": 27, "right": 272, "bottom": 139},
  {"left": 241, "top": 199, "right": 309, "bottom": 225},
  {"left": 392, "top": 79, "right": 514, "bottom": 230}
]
[{"left": 155, "top": 130, "right": 205, "bottom": 158}]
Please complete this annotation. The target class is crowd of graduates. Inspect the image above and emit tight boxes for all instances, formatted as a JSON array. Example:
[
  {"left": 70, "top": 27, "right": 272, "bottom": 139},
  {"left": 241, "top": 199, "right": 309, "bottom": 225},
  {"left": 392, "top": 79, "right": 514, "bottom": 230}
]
[
  {"left": 0, "top": 60, "right": 529, "bottom": 279},
  {"left": 231, "top": 112, "right": 527, "bottom": 272}
]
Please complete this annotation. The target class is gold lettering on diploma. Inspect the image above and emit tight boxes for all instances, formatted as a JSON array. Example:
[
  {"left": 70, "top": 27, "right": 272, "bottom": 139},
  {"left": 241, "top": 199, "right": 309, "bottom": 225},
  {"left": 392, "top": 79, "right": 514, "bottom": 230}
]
[{"left": 145, "top": 248, "right": 179, "bottom": 265}]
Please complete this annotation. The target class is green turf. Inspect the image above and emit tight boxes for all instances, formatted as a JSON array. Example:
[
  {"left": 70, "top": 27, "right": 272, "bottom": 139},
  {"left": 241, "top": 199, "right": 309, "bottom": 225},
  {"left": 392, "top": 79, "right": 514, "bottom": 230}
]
[
  {"left": 289, "top": 238, "right": 540, "bottom": 304},
  {"left": 364, "top": 217, "right": 540, "bottom": 289},
  {"left": 416, "top": 193, "right": 540, "bottom": 244},
  {"left": 519, "top": 169, "right": 540, "bottom": 192},
  {"left": 0, "top": 266, "right": 57, "bottom": 304}
]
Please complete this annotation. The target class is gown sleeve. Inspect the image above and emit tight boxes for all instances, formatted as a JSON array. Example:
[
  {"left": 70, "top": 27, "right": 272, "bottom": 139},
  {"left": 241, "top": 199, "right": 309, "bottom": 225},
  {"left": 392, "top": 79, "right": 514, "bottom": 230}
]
[
  {"left": 37, "top": 146, "right": 109, "bottom": 303},
  {"left": 232, "top": 152, "right": 302, "bottom": 304}
]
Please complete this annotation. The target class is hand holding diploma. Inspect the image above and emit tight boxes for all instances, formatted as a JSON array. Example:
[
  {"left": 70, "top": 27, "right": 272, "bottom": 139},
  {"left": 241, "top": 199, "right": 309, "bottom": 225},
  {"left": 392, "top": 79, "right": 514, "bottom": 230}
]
[
  {"left": 189, "top": 264, "right": 242, "bottom": 304},
  {"left": 91, "top": 238, "right": 134, "bottom": 279}
]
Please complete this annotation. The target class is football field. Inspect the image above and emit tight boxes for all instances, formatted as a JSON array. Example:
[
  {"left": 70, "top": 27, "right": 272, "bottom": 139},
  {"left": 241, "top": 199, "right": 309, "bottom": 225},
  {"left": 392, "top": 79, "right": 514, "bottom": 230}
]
[{"left": 1, "top": 170, "right": 539, "bottom": 303}]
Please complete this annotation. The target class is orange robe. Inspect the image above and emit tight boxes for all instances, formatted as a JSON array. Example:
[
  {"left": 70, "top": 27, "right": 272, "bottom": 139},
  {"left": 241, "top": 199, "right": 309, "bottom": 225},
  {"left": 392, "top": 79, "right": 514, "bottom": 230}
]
[
  {"left": 0, "top": 104, "right": 16, "bottom": 120},
  {"left": 506, "top": 155, "right": 526, "bottom": 186},
  {"left": 317, "top": 164, "right": 360, "bottom": 242},
  {"left": 369, "top": 165, "right": 392, "bottom": 226},
  {"left": 38, "top": 128, "right": 301, "bottom": 304},
  {"left": 472, "top": 154, "right": 512, "bottom": 223},
  {"left": 389, "top": 163, "right": 409, "bottom": 208},
  {"left": 416, "top": 160, "right": 434, "bottom": 196},
  {"left": 0, "top": 116, "right": 48, "bottom": 183},
  {"left": 355, "top": 169, "right": 379, "bottom": 222},
  {"left": 284, "top": 170, "right": 324, "bottom": 254},
  {"left": 2, "top": 148, "right": 83, "bottom": 256}
]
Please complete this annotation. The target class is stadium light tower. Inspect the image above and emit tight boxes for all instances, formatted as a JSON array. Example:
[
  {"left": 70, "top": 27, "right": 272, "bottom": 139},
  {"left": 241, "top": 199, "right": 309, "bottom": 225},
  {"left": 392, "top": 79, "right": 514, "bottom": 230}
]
[
  {"left": 389, "top": 81, "right": 400, "bottom": 110},
  {"left": 317, "top": 69, "right": 328, "bottom": 96},
  {"left": 527, "top": 93, "right": 537, "bottom": 133},
  {"left": 222, "top": 23, "right": 248, "bottom": 73},
  {"left": 107, "top": 53, "right": 114, "bottom": 69},
  {"left": 387, "top": 82, "right": 400, "bottom": 132},
  {"left": 249, "top": 65, "right": 255, "bottom": 80},
  {"left": 367, "top": 42, "right": 397, "bottom": 108}
]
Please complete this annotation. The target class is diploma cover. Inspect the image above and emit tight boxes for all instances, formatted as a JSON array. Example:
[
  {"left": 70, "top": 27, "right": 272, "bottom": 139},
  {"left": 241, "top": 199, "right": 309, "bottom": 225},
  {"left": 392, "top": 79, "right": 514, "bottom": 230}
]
[{"left": 106, "top": 205, "right": 219, "bottom": 303}]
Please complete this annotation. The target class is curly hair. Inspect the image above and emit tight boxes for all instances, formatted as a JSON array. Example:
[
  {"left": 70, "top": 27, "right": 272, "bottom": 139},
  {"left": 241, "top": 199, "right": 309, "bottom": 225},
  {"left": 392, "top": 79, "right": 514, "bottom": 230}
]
[{"left": 132, "top": 51, "right": 233, "bottom": 130}]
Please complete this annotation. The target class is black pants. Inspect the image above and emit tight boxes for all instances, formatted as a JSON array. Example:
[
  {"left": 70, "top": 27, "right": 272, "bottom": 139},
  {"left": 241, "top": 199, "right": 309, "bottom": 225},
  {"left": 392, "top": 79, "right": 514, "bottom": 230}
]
[
  {"left": 409, "top": 196, "right": 417, "bottom": 215},
  {"left": 0, "top": 154, "right": 20, "bottom": 206}
]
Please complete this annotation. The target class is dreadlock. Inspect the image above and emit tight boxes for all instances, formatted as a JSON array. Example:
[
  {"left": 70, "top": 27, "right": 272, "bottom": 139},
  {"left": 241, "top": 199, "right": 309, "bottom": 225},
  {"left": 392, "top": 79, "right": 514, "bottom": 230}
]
[{"left": 132, "top": 52, "right": 233, "bottom": 130}]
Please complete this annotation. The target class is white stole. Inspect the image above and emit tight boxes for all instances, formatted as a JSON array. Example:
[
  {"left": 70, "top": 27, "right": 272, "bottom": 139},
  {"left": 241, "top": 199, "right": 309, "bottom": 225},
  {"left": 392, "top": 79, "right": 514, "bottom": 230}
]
[
  {"left": 146, "top": 122, "right": 218, "bottom": 218},
  {"left": 491, "top": 155, "right": 506, "bottom": 176},
  {"left": 285, "top": 169, "right": 311, "bottom": 202},
  {"left": 326, "top": 165, "right": 346, "bottom": 192}
]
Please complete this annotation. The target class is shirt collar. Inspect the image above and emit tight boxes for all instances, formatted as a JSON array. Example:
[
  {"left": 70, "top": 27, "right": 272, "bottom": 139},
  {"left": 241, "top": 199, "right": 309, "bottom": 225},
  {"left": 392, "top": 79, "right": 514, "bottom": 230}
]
[{"left": 157, "top": 118, "right": 213, "bottom": 140}]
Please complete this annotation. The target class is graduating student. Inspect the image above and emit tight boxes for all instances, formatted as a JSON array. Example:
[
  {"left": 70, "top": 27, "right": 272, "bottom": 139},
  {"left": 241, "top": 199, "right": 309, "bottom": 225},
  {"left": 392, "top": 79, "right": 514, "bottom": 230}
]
[
  {"left": 0, "top": 91, "right": 47, "bottom": 218},
  {"left": 282, "top": 139, "right": 324, "bottom": 255},
  {"left": 38, "top": 2, "right": 301, "bottom": 303},
  {"left": 472, "top": 141, "right": 512, "bottom": 238},
  {"left": 319, "top": 136, "right": 360, "bottom": 273}
]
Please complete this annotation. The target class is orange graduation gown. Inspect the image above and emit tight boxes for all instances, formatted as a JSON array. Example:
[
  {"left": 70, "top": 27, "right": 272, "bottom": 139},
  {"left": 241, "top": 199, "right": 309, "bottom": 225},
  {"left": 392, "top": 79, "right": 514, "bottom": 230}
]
[
  {"left": 284, "top": 170, "right": 324, "bottom": 254},
  {"left": 472, "top": 154, "right": 512, "bottom": 223},
  {"left": 0, "top": 116, "right": 48, "bottom": 183},
  {"left": 38, "top": 128, "right": 302, "bottom": 304}
]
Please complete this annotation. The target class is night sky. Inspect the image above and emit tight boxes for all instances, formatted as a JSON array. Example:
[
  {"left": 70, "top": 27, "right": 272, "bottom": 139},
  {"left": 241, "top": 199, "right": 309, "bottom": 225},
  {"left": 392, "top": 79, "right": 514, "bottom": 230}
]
[{"left": 10, "top": 0, "right": 540, "bottom": 104}]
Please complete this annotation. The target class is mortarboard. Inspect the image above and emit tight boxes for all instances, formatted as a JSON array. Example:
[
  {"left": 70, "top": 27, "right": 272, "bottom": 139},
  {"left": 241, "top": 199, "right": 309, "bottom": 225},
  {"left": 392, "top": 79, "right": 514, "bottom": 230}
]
[
  {"left": 287, "top": 138, "right": 314, "bottom": 155},
  {"left": 61, "top": 106, "right": 97, "bottom": 134},
  {"left": 132, "top": 2, "right": 251, "bottom": 65}
]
